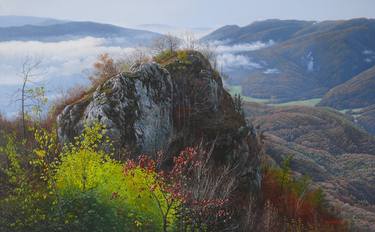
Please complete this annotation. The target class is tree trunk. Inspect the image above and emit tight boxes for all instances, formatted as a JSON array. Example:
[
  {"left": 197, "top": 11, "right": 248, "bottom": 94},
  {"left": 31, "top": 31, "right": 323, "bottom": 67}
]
[
  {"left": 163, "top": 216, "right": 168, "bottom": 232},
  {"left": 21, "top": 79, "right": 27, "bottom": 138}
]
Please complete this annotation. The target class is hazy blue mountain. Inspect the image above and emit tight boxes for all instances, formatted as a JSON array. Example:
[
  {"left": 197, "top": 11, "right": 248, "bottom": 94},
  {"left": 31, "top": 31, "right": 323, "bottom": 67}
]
[
  {"left": 203, "top": 18, "right": 375, "bottom": 102},
  {"left": 0, "top": 15, "right": 67, "bottom": 27},
  {"left": 0, "top": 21, "right": 161, "bottom": 45},
  {"left": 135, "top": 24, "right": 213, "bottom": 38},
  {"left": 201, "top": 19, "right": 314, "bottom": 44}
]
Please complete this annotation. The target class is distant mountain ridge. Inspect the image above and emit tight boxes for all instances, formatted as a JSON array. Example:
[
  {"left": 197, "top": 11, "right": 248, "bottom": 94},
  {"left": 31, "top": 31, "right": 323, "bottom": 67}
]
[
  {"left": 317, "top": 63, "right": 375, "bottom": 136},
  {"left": 0, "top": 15, "right": 67, "bottom": 27},
  {"left": 0, "top": 16, "right": 161, "bottom": 45},
  {"left": 135, "top": 24, "right": 213, "bottom": 37},
  {"left": 203, "top": 18, "right": 375, "bottom": 102},
  {"left": 319, "top": 64, "right": 375, "bottom": 109},
  {"left": 202, "top": 19, "right": 314, "bottom": 44}
]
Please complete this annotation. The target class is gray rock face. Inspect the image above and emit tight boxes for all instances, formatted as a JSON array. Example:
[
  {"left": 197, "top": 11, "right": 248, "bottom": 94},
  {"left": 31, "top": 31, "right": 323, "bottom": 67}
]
[
  {"left": 57, "top": 51, "right": 262, "bottom": 190},
  {"left": 131, "top": 63, "right": 173, "bottom": 153},
  {"left": 58, "top": 62, "right": 173, "bottom": 154}
]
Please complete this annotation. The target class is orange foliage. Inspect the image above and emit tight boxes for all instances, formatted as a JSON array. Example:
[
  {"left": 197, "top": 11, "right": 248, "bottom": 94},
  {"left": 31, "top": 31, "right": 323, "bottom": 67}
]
[
  {"left": 0, "top": 113, "right": 29, "bottom": 139},
  {"left": 49, "top": 53, "right": 118, "bottom": 120},
  {"left": 89, "top": 53, "right": 118, "bottom": 87},
  {"left": 261, "top": 168, "right": 348, "bottom": 231},
  {"left": 48, "top": 85, "right": 87, "bottom": 122}
]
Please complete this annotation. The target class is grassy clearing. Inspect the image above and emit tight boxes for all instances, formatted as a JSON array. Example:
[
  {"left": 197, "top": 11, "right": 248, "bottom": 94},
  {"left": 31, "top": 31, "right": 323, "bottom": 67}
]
[
  {"left": 226, "top": 85, "right": 242, "bottom": 95},
  {"left": 269, "top": 98, "right": 322, "bottom": 107},
  {"left": 226, "top": 85, "right": 322, "bottom": 107},
  {"left": 339, "top": 108, "right": 365, "bottom": 114},
  {"left": 339, "top": 107, "right": 365, "bottom": 119},
  {"left": 226, "top": 85, "right": 270, "bottom": 103}
]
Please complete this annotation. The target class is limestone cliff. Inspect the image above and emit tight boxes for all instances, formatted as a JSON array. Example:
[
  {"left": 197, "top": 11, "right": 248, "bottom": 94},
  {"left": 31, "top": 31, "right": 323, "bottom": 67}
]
[{"left": 57, "top": 51, "right": 262, "bottom": 190}]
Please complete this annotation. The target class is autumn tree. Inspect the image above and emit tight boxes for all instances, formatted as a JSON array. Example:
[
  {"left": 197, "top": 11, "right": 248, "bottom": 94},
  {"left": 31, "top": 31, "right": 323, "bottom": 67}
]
[
  {"left": 234, "top": 93, "right": 245, "bottom": 117},
  {"left": 89, "top": 53, "right": 119, "bottom": 87},
  {"left": 182, "top": 31, "right": 198, "bottom": 50},
  {"left": 198, "top": 43, "right": 218, "bottom": 70},
  {"left": 152, "top": 33, "right": 181, "bottom": 54},
  {"left": 117, "top": 47, "right": 151, "bottom": 72},
  {"left": 18, "top": 57, "right": 43, "bottom": 137}
]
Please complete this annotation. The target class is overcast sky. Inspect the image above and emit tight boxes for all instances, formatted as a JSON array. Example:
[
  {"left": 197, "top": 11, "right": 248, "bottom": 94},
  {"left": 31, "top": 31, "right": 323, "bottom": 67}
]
[{"left": 0, "top": 0, "right": 375, "bottom": 28}]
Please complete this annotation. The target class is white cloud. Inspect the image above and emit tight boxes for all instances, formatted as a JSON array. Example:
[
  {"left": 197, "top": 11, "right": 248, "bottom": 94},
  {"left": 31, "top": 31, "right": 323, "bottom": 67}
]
[
  {"left": 363, "top": 50, "right": 375, "bottom": 64},
  {"left": 0, "top": 37, "right": 137, "bottom": 85},
  {"left": 217, "top": 53, "right": 262, "bottom": 70},
  {"left": 0, "top": 37, "right": 273, "bottom": 114},
  {"left": 0, "top": 37, "right": 143, "bottom": 116},
  {"left": 363, "top": 50, "right": 374, "bottom": 55},
  {"left": 263, "top": 68, "right": 280, "bottom": 74},
  {"left": 206, "top": 40, "right": 273, "bottom": 71},
  {"left": 214, "top": 40, "right": 274, "bottom": 53}
]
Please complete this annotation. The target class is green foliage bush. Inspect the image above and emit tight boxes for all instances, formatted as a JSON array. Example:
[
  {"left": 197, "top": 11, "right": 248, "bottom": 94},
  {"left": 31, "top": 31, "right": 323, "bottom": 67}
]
[
  {"left": 269, "top": 155, "right": 324, "bottom": 208},
  {"left": 54, "top": 123, "right": 177, "bottom": 231},
  {"left": 55, "top": 151, "right": 171, "bottom": 231},
  {"left": 0, "top": 123, "right": 177, "bottom": 231},
  {"left": 261, "top": 155, "right": 347, "bottom": 231},
  {"left": 153, "top": 50, "right": 192, "bottom": 65},
  {"left": 153, "top": 50, "right": 177, "bottom": 64},
  {"left": 176, "top": 51, "right": 190, "bottom": 64},
  {"left": 0, "top": 132, "right": 54, "bottom": 232}
]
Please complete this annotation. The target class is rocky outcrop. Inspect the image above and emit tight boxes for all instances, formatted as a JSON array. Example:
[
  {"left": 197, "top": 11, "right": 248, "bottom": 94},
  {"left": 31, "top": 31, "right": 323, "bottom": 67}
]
[
  {"left": 58, "top": 62, "right": 173, "bottom": 154},
  {"left": 57, "top": 51, "right": 262, "bottom": 190}
]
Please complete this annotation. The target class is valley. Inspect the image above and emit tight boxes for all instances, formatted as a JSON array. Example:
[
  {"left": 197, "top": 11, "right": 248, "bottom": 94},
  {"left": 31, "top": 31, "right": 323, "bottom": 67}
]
[
  {"left": 242, "top": 102, "right": 375, "bottom": 231},
  {"left": 0, "top": 7, "right": 375, "bottom": 231}
]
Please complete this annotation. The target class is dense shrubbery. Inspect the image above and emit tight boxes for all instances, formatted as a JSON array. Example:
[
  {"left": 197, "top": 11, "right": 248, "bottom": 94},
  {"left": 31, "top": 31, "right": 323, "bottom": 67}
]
[
  {"left": 0, "top": 123, "right": 177, "bottom": 231},
  {"left": 0, "top": 122, "right": 234, "bottom": 231},
  {"left": 153, "top": 50, "right": 192, "bottom": 65},
  {"left": 0, "top": 120, "right": 347, "bottom": 231},
  {"left": 260, "top": 156, "right": 348, "bottom": 231},
  {"left": 54, "top": 124, "right": 176, "bottom": 231}
]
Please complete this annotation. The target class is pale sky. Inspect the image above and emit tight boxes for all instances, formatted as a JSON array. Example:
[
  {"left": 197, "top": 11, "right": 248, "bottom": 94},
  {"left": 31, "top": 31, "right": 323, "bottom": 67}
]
[{"left": 0, "top": 0, "right": 375, "bottom": 28}]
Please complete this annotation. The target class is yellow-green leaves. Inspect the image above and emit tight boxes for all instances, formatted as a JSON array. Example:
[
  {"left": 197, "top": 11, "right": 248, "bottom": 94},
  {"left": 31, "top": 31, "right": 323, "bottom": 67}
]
[
  {"left": 1, "top": 122, "right": 177, "bottom": 231},
  {"left": 53, "top": 122, "right": 176, "bottom": 231},
  {"left": 0, "top": 134, "right": 23, "bottom": 186},
  {"left": 32, "top": 127, "right": 60, "bottom": 182}
]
